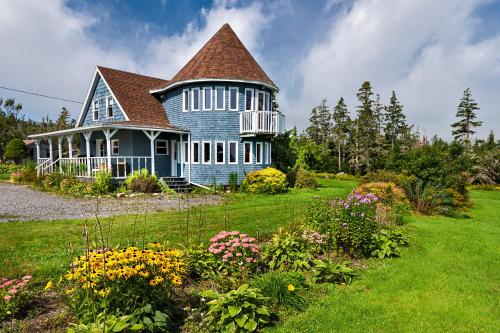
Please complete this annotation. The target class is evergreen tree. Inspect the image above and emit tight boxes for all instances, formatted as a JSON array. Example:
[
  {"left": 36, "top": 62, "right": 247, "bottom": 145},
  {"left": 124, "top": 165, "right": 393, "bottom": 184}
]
[
  {"left": 384, "top": 91, "right": 407, "bottom": 150},
  {"left": 316, "top": 98, "right": 332, "bottom": 144},
  {"left": 451, "top": 88, "right": 482, "bottom": 146},
  {"left": 373, "top": 94, "right": 384, "bottom": 135},
  {"left": 355, "top": 81, "right": 377, "bottom": 173},
  {"left": 56, "top": 107, "right": 70, "bottom": 130},
  {"left": 306, "top": 106, "right": 320, "bottom": 143},
  {"left": 332, "top": 97, "right": 351, "bottom": 171}
]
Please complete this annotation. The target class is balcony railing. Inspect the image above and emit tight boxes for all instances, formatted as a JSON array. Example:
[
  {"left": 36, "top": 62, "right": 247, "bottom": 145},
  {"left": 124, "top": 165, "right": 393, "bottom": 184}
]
[{"left": 239, "top": 111, "right": 285, "bottom": 136}]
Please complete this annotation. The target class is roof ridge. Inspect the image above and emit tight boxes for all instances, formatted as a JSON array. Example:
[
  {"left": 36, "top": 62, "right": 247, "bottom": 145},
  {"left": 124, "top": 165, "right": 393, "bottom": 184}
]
[{"left": 97, "top": 66, "right": 169, "bottom": 83}]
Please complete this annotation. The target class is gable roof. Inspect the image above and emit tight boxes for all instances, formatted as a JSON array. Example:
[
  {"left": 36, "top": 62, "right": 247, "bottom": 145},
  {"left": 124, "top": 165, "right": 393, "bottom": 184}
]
[{"left": 151, "top": 23, "right": 277, "bottom": 94}]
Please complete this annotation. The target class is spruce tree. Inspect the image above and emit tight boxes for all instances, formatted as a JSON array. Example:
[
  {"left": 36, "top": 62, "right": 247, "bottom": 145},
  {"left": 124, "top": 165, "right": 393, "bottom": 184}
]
[
  {"left": 451, "top": 88, "right": 482, "bottom": 146},
  {"left": 384, "top": 91, "right": 407, "bottom": 150},
  {"left": 316, "top": 98, "right": 332, "bottom": 144},
  {"left": 332, "top": 97, "right": 351, "bottom": 171},
  {"left": 356, "top": 81, "right": 377, "bottom": 173},
  {"left": 306, "top": 106, "right": 320, "bottom": 143}
]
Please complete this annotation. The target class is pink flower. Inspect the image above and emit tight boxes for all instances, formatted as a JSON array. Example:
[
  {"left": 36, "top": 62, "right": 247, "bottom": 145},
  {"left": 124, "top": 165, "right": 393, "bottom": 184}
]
[
  {"left": 22, "top": 275, "right": 32, "bottom": 281},
  {"left": 236, "top": 253, "right": 243, "bottom": 257},
  {"left": 16, "top": 282, "right": 25, "bottom": 288},
  {"left": 4, "top": 295, "right": 12, "bottom": 301},
  {"left": 8, "top": 288, "right": 17, "bottom": 294},
  {"left": 245, "top": 258, "right": 253, "bottom": 263}
]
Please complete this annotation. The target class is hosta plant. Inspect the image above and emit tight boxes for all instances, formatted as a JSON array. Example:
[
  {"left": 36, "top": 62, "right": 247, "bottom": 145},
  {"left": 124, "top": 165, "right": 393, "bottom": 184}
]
[
  {"left": 312, "top": 260, "right": 356, "bottom": 284},
  {"left": 262, "top": 228, "right": 313, "bottom": 272},
  {"left": 201, "top": 284, "right": 271, "bottom": 332},
  {"left": 369, "top": 229, "right": 409, "bottom": 259}
]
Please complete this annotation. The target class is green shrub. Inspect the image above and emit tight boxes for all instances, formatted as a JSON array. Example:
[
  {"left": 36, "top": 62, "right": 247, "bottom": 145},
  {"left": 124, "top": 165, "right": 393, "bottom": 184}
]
[
  {"left": 68, "top": 182, "right": 88, "bottom": 197},
  {"left": 312, "top": 260, "right": 356, "bottom": 284},
  {"left": 59, "top": 177, "right": 78, "bottom": 193},
  {"left": 125, "top": 168, "right": 160, "bottom": 193},
  {"left": 228, "top": 172, "right": 238, "bottom": 192},
  {"left": 240, "top": 167, "right": 287, "bottom": 194},
  {"left": 4, "top": 138, "right": 27, "bottom": 163},
  {"left": 42, "top": 172, "right": 64, "bottom": 190},
  {"left": 262, "top": 228, "right": 313, "bottom": 272},
  {"left": 401, "top": 177, "right": 452, "bottom": 214},
  {"left": 93, "top": 170, "right": 113, "bottom": 194},
  {"left": 369, "top": 229, "right": 409, "bottom": 258},
  {"left": 251, "top": 271, "right": 307, "bottom": 310},
  {"left": 294, "top": 169, "right": 318, "bottom": 189},
  {"left": 201, "top": 284, "right": 271, "bottom": 332},
  {"left": 360, "top": 170, "right": 402, "bottom": 185},
  {"left": 11, "top": 161, "right": 37, "bottom": 183},
  {"left": 286, "top": 166, "right": 298, "bottom": 188},
  {"left": 353, "top": 181, "right": 409, "bottom": 206},
  {"left": 305, "top": 199, "right": 335, "bottom": 236},
  {"left": 67, "top": 312, "right": 144, "bottom": 333},
  {"left": 183, "top": 243, "right": 219, "bottom": 280}
]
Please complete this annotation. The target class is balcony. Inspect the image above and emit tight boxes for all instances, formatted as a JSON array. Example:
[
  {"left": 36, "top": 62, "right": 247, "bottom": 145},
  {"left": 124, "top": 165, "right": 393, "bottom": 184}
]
[{"left": 239, "top": 111, "right": 285, "bottom": 136}]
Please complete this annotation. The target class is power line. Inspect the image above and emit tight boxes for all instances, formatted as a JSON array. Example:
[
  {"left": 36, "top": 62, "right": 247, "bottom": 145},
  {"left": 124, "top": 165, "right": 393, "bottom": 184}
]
[{"left": 0, "top": 85, "right": 83, "bottom": 104}]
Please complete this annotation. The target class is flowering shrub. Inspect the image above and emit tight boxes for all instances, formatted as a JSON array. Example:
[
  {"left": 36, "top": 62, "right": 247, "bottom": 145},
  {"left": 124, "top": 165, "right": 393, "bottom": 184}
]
[
  {"left": 353, "top": 182, "right": 408, "bottom": 206},
  {"left": 63, "top": 243, "right": 185, "bottom": 324},
  {"left": 331, "top": 193, "right": 381, "bottom": 257},
  {"left": 0, "top": 275, "right": 32, "bottom": 321},
  {"left": 240, "top": 167, "right": 287, "bottom": 194},
  {"left": 208, "top": 231, "right": 260, "bottom": 276}
]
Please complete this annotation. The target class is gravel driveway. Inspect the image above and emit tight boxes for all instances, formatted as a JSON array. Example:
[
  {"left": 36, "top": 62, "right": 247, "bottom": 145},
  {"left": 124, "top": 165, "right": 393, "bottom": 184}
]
[{"left": 0, "top": 182, "right": 220, "bottom": 222}]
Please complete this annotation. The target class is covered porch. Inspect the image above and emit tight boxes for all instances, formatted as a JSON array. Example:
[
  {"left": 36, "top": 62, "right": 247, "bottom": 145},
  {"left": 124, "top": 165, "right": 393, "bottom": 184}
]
[{"left": 29, "top": 124, "right": 190, "bottom": 180}]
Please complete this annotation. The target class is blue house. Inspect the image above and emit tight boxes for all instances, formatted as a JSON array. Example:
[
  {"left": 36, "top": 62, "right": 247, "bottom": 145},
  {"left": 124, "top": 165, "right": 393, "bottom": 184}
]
[{"left": 29, "top": 24, "right": 285, "bottom": 187}]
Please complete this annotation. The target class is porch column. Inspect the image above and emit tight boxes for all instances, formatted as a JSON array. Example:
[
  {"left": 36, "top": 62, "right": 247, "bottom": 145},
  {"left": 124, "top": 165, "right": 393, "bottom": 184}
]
[
  {"left": 142, "top": 130, "right": 160, "bottom": 176},
  {"left": 35, "top": 139, "right": 41, "bottom": 176},
  {"left": 57, "top": 136, "right": 63, "bottom": 173},
  {"left": 83, "top": 131, "right": 93, "bottom": 177},
  {"left": 66, "top": 134, "right": 74, "bottom": 159},
  {"left": 47, "top": 138, "right": 53, "bottom": 162},
  {"left": 188, "top": 133, "right": 191, "bottom": 183},
  {"left": 180, "top": 135, "right": 184, "bottom": 177},
  {"left": 103, "top": 129, "right": 118, "bottom": 171}
]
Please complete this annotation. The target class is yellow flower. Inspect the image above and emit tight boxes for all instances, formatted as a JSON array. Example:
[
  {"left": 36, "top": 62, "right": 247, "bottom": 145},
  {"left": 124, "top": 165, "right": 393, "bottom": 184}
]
[
  {"left": 97, "top": 288, "right": 110, "bottom": 297},
  {"left": 65, "top": 288, "right": 75, "bottom": 295},
  {"left": 287, "top": 284, "right": 295, "bottom": 292},
  {"left": 44, "top": 280, "right": 53, "bottom": 290}
]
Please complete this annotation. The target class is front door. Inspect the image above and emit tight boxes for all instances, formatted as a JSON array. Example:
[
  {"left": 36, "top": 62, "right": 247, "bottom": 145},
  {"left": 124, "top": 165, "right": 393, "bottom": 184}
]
[
  {"left": 171, "top": 140, "right": 178, "bottom": 176},
  {"left": 96, "top": 139, "right": 106, "bottom": 157}
]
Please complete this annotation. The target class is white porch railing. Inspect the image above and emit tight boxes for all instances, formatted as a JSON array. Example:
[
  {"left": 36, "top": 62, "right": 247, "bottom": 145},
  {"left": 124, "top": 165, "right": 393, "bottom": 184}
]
[
  {"left": 36, "top": 158, "right": 51, "bottom": 175},
  {"left": 39, "top": 156, "right": 152, "bottom": 179},
  {"left": 239, "top": 111, "right": 285, "bottom": 135}
]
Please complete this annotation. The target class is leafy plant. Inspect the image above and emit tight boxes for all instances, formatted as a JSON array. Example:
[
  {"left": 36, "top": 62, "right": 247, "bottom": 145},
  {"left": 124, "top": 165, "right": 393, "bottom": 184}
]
[
  {"left": 353, "top": 181, "right": 408, "bottom": 206},
  {"left": 240, "top": 167, "right": 287, "bottom": 194},
  {"left": 67, "top": 312, "right": 144, "bottom": 332},
  {"left": 3, "top": 138, "right": 27, "bottom": 163},
  {"left": 42, "top": 172, "right": 64, "bottom": 190},
  {"left": 228, "top": 172, "right": 239, "bottom": 192},
  {"left": 312, "top": 260, "right": 355, "bottom": 284},
  {"left": 0, "top": 275, "right": 33, "bottom": 321},
  {"left": 304, "top": 199, "right": 335, "bottom": 237},
  {"left": 125, "top": 168, "right": 160, "bottom": 193},
  {"left": 294, "top": 168, "right": 318, "bottom": 189},
  {"left": 93, "top": 170, "right": 113, "bottom": 194},
  {"left": 401, "top": 177, "right": 452, "bottom": 214},
  {"left": 369, "top": 229, "right": 409, "bottom": 258},
  {"left": 251, "top": 271, "right": 306, "bottom": 310},
  {"left": 183, "top": 243, "right": 219, "bottom": 280},
  {"left": 201, "top": 284, "right": 271, "bottom": 332},
  {"left": 262, "top": 228, "right": 313, "bottom": 272}
]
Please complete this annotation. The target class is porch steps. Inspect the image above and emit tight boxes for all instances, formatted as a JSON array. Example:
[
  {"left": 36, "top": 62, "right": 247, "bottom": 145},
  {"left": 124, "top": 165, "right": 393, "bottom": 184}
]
[{"left": 161, "top": 177, "right": 192, "bottom": 193}]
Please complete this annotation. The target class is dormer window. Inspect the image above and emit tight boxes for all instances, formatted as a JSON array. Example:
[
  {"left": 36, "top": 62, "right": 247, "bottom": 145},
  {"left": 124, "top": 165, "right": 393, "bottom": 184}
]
[
  {"left": 106, "top": 96, "right": 113, "bottom": 118},
  {"left": 203, "top": 87, "right": 212, "bottom": 111},
  {"left": 192, "top": 88, "right": 200, "bottom": 111},
  {"left": 93, "top": 100, "right": 99, "bottom": 121},
  {"left": 182, "top": 89, "right": 189, "bottom": 112},
  {"left": 245, "top": 89, "right": 254, "bottom": 111},
  {"left": 257, "top": 91, "right": 265, "bottom": 111}
]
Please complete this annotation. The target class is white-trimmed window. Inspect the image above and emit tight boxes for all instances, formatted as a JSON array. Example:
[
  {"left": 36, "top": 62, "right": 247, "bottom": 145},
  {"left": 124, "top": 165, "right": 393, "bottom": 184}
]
[
  {"left": 106, "top": 96, "right": 113, "bottom": 118},
  {"left": 257, "top": 91, "right": 265, "bottom": 111},
  {"left": 192, "top": 88, "right": 200, "bottom": 111},
  {"left": 191, "top": 142, "right": 200, "bottom": 164},
  {"left": 228, "top": 141, "right": 238, "bottom": 164},
  {"left": 111, "top": 139, "right": 119, "bottom": 156},
  {"left": 203, "top": 87, "right": 212, "bottom": 111},
  {"left": 183, "top": 142, "right": 189, "bottom": 163},
  {"left": 265, "top": 92, "right": 270, "bottom": 111},
  {"left": 182, "top": 89, "right": 189, "bottom": 112},
  {"left": 244, "top": 142, "right": 252, "bottom": 164},
  {"left": 264, "top": 142, "right": 270, "bottom": 164},
  {"left": 245, "top": 88, "right": 254, "bottom": 111},
  {"left": 93, "top": 100, "right": 99, "bottom": 121},
  {"left": 256, "top": 142, "right": 263, "bottom": 164},
  {"left": 202, "top": 141, "right": 211, "bottom": 164},
  {"left": 215, "top": 141, "right": 225, "bottom": 164},
  {"left": 155, "top": 139, "right": 168, "bottom": 155},
  {"left": 229, "top": 87, "right": 238, "bottom": 111},
  {"left": 215, "top": 86, "right": 225, "bottom": 110}
]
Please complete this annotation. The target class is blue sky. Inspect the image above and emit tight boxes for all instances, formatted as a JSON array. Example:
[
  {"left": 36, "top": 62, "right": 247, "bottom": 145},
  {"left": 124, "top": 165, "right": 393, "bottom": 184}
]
[{"left": 1, "top": 0, "right": 499, "bottom": 139}]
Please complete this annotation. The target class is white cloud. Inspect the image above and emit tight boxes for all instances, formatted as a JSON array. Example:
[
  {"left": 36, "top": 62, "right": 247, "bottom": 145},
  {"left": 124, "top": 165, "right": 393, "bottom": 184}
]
[
  {"left": 0, "top": 0, "right": 271, "bottom": 122},
  {"left": 284, "top": 0, "right": 500, "bottom": 138}
]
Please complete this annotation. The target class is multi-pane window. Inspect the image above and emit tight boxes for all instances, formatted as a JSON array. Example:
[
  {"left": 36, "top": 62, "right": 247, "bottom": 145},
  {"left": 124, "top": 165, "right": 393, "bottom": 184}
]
[
  {"left": 244, "top": 142, "right": 252, "bottom": 164},
  {"left": 192, "top": 142, "right": 200, "bottom": 163},
  {"left": 216, "top": 141, "right": 224, "bottom": 164},
  {"left": 155, "top": 140, "right": 168, "bottom": 155},
  {"left": 111, "top": 139, "right": 119, "bottom": 155},
  {"left": 183, "top": 89, "right": 189, "bottom": 112},
  {"left": 192, "top": 88, "right": 200, "bottom": 111},
  {"left": 202, "top": 142, "right": 211, "bottom": 164},
  {"left": 229, "top": 87, "right": 238, "bottom": 111},
  {"left": 256, "top": 142, "right": 263, "bottom": 164},
  {"left": 257, "top": 91, "right": 264, "bottom": 111},
  {"left": 106, "top": 96, "right": 113, "bottom": 118},
  {"left": 183, "top": 142, "right": 189, "bottom": 163},
  {"left": 93, "top": 100, "right": 99, "bottom": 121},
  {"left": 245, "top": 89, "right": 254, "bottom": 111},
  {"left": 265, "top": 92, "right": 270, "bottom": 111},
  {"left": 203, "top": 87, "right": 212, "bottom": 110},
  {"left": 228, "top": 141, "right": 237, "bottom": 164},
  {"left": 215, "top": 87, "right": 225, "bottom": 110}
]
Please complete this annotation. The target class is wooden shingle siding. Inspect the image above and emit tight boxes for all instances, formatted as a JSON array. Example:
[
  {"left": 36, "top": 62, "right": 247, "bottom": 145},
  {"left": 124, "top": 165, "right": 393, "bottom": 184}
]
[{"left": 81, "top": 75, "right": 126, "bottom": 126}]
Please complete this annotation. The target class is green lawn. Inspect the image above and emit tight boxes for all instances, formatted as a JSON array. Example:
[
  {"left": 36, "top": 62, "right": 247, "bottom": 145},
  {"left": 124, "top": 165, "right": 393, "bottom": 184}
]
[
  {"left": 0, "top": 178, "right": 356, "bottom": 278},
  {"left": 267, "top": 189, "right": 500, "bottom": 332}
]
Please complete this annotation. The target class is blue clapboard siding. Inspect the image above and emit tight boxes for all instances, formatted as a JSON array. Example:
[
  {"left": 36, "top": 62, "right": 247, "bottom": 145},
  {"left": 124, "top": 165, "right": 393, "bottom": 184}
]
[
  {"left": 161, "top": 82, "right": 273, "bottom": 185},
  {"left": 80, "top": 74, "right": 126, "bottom": 126}
]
